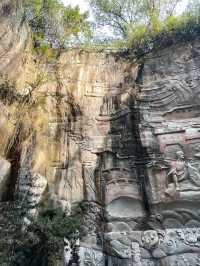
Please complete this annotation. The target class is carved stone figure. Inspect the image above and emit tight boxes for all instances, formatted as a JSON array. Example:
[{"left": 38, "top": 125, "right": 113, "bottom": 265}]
[
  {"left": 166, "top": 151, "right": 188, "bottom": 191},
  {"left": 141, "top": 230, "right": 159, "bottom": 250},
  {"left": 166, "top": 150, "right": 200, "bottom": 194},
  {"left": 184, "top": 229, "right": 199, "bottom": 246}
]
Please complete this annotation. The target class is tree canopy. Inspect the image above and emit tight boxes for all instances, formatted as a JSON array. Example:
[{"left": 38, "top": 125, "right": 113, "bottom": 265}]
[
  {"left": 89, "top": 0, "right": 182, "bottom": 38},
  {"left": 21, "top": 0, "right": 200, "bottom": 51},
  {"left": 22, "top": 0, "right": 91, "bottom": 48}
]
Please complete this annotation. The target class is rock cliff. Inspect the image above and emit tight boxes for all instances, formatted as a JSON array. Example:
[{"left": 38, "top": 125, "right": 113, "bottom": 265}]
[{"left": 1, "top": 3, "right": 200, "bottom": 265}]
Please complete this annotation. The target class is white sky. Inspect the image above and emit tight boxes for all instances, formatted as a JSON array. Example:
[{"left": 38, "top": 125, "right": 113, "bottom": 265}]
[
  {"left": 62, "top": 0, "right": 189, "bottom": 15},
  {"left": 176, "top": 0, "right": 190, "bottom": 15},
  {"left": 61, "top": 0, "right": 90, "bottom": 13}
]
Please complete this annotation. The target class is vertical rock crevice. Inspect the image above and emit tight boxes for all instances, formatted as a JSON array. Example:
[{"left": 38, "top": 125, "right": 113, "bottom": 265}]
[
  {"left": 3, "top": 122, "right": 23, "bottom": 201},
  {"left": 134, "top": 62, "right": 153, "bottom": 217}
]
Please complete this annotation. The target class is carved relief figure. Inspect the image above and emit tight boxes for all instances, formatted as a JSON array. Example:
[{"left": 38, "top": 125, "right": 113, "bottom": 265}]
[
  {"left": 184, "top": 229, "right": 200, "bottom": 247},
  {"left": 141, "top": 230, "right": 159, "bottom": 250},
  {"left": 166, "top": 151, "right": 187, "bottom": 191},
  {"left": 165, "top": 150, "right": 200, "bottom": 194}
]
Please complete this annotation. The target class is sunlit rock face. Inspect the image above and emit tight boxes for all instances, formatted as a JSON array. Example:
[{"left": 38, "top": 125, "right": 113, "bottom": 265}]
[
  {"left": 1, "top": 5, "right": 200, "bottom": 264},
  {"left": 0, "top": 0, "right": 29, "bottom": 79}
]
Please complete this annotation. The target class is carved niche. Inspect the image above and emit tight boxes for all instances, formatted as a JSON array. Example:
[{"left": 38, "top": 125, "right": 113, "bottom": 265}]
[{"left": 103, "top": 167, "right": 144, "bottom": 220}]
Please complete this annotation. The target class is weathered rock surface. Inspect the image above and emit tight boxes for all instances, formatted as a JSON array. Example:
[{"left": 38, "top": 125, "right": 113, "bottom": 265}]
[{"left": 1, "top": 4, "right": 200, "bottom": 265}]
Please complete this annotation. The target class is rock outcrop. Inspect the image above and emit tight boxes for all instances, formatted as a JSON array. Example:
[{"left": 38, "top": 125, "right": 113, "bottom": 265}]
[{"left": 1, "top": 3, "right": 200, "bottom": 265}]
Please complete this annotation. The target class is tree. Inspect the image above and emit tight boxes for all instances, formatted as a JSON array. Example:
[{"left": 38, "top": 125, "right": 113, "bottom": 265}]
[
  {"left": 187, "top": 0, "right": 200, "bottom": 15},
  {"left": 89, "top": 0, "right": 182, "bottom": 38},
  {"left": 89, "top": 0, "right": 144, "bottom": 37},
  {"left": 22, "top": 0, "right": 91, "bottom": 48}
]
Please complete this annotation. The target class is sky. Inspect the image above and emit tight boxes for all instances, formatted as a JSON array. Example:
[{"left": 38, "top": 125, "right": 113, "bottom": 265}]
[
  {"left": 62, "top": 0, "right": 190, "bottom": 15},
  {"left": 176, "top": 0, "right": 190, "bottom": 15},
  {"left": 61, "top": 0, "right": 90, "bottom": 13}
]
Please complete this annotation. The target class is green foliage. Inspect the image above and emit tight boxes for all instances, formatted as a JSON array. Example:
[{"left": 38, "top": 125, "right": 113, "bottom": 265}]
[
  {"left": 125, "top": 24, "right": 150, "bottom": 48},
  {"left": 89, "top": 0, "right": 181, "bottom": 38},
  {"left": 22, "top": 0, "right": 91, "bottom": 48},
  {"left": 62, "top": 6, "right": 90, "bottom": 36},
  {"left": 106, "top": 0, "right": 200, "bottom": 54},
  {"left": 89, "top": 0, "right": 145, "bottom": 37},
  {"left": 0, "top": 242, "right": 9, "bottom": 266},
  {"left": 11, "top": 202, "right": 85, "bottom": 266},
  {"left": 33, "top": 40, "right": 58, "bottom": 60},
  {"left": 89, "top": 0, "right": 200, "bottom": 54},
  {"left": 150, "top": 12, "right": 163, "bottom": 32}
]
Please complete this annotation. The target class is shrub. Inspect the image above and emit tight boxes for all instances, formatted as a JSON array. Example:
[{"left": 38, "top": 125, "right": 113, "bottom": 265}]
[{"left": 11, "top": 202, "right": 86, "bottom": 266}]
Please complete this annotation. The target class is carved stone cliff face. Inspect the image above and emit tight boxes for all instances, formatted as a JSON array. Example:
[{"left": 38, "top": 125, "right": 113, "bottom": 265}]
[{"left": 1, "top": 10, "right": 200, "bottom": 264}]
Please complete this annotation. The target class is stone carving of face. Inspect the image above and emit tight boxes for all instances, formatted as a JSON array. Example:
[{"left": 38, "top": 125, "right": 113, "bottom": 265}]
[
  {"left": 176, "top": 229, "right": 185, "bottom": 241},
  {"left": 176, "top": 151, "right": 184, "bottom": 160},
  {"left": 185, "top": 230, "right": 198, "bottom": 245},
  {"left": 142, "top": 230, "right": 159, "bottom": 250}
]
